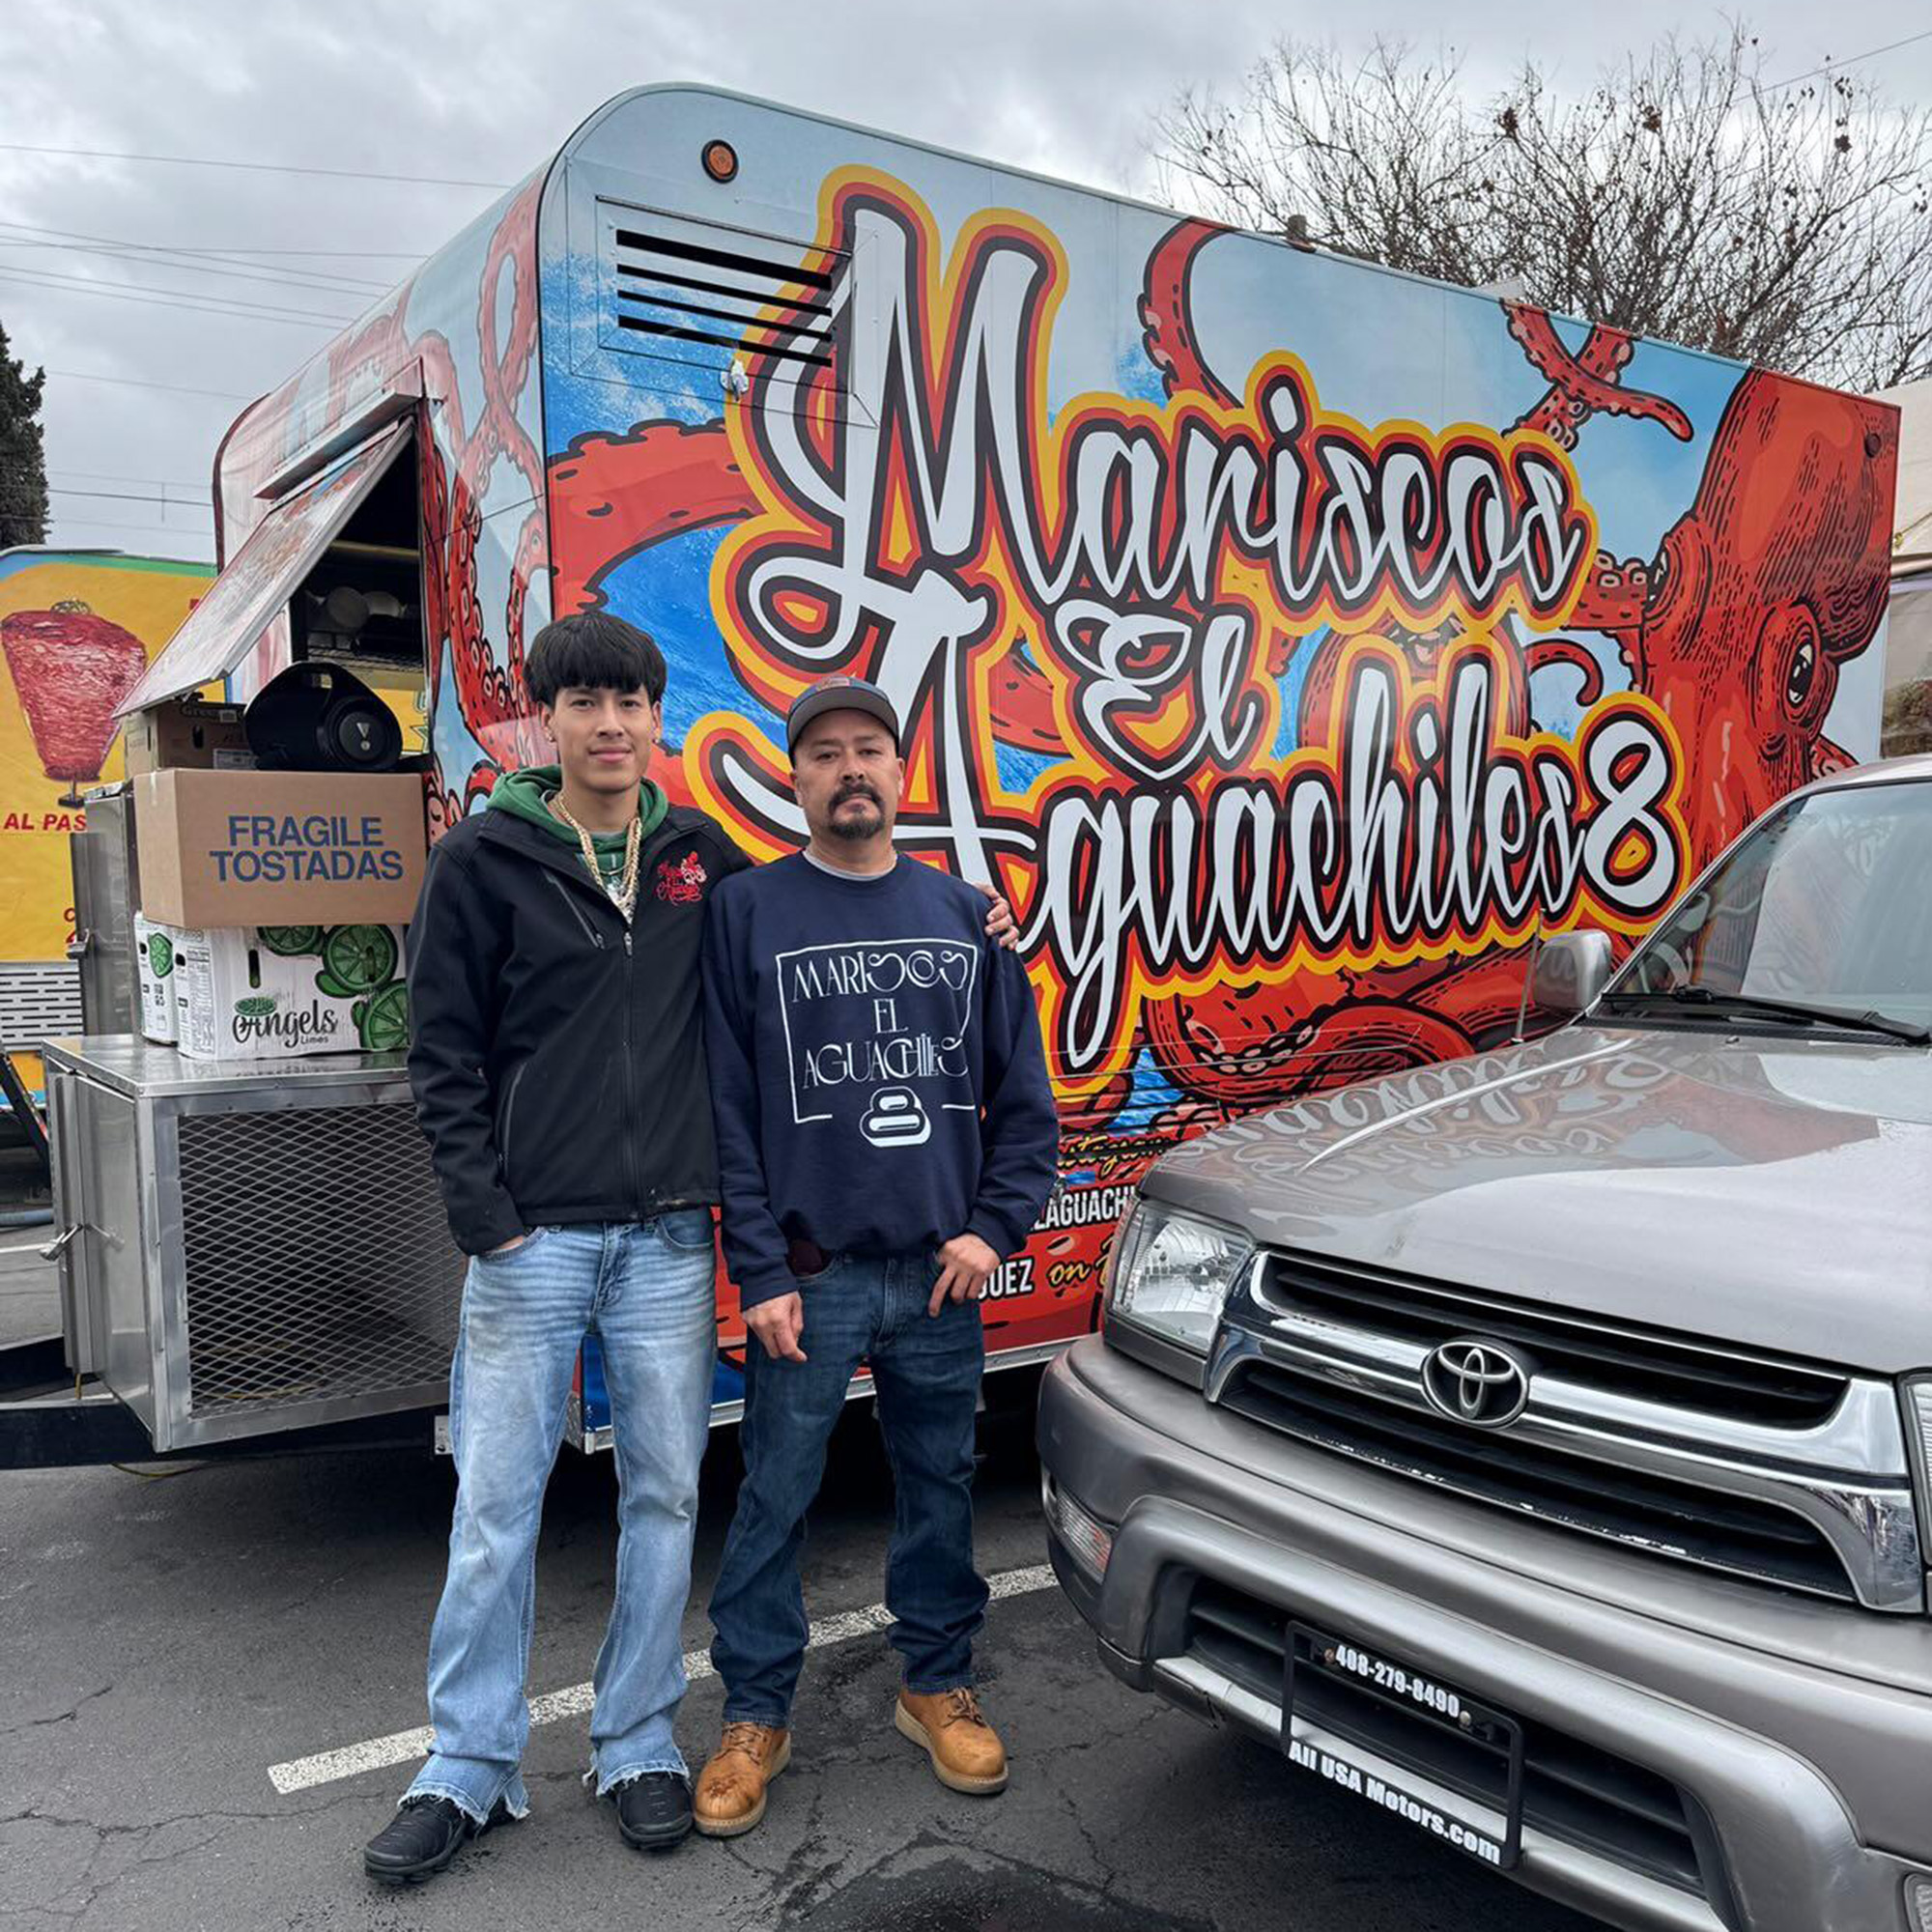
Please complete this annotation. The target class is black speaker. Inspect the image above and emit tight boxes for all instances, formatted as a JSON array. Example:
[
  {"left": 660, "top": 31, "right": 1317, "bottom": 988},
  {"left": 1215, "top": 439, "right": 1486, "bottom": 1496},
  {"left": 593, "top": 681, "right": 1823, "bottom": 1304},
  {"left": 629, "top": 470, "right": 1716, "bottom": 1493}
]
[{"left": 244, "top": 663, "right": 405, "bottom": 773}]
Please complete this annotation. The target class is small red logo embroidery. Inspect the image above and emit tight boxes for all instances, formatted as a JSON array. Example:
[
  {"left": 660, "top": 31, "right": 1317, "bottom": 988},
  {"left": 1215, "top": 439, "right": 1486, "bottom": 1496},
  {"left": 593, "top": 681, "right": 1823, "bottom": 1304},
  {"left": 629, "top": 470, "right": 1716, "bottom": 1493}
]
[{"left": 655, "top": 852, "right": 708, "bottom": 904}]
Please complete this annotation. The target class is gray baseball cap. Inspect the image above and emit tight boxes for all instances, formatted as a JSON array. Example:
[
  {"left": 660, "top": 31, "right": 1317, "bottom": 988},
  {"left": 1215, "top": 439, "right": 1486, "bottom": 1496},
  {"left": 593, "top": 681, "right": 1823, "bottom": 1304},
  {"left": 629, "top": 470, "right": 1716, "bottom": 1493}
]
[{"left": 784, "top": 675, "right": 901, "bottom": 754}]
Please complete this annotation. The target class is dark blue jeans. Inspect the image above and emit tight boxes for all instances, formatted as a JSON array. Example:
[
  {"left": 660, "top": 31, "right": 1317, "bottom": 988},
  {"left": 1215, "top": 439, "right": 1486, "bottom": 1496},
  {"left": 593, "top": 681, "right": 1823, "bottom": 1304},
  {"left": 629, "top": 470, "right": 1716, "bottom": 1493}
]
[{"left": 709, "top": 1250, "right": 987, "bottom": 1723}]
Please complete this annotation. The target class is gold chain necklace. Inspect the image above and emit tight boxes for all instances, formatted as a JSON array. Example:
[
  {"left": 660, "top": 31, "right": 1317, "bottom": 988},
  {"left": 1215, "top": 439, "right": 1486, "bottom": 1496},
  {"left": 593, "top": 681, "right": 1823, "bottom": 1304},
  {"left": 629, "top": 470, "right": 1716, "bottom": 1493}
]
[{"left": 550, "top": 792, "right": 642, "bottom": 921}]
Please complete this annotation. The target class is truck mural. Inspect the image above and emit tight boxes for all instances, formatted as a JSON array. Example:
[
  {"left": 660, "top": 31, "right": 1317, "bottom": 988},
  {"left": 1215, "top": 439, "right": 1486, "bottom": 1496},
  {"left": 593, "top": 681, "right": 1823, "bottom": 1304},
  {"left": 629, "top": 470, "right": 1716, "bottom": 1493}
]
[{"left": 170, "top": 88, "right": 1897, "bottom": 1428}]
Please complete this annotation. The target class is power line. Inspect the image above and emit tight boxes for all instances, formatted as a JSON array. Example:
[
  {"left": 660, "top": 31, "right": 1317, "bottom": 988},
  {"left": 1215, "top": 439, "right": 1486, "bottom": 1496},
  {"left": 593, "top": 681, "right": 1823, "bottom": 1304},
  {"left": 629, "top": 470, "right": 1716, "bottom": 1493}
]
[
  {"left": 43, "top": 484, "right": 213, "bottom": 514},
  {"left": 0, "top": 259, "right": 358, "bottom": 321},
  {"left": 0, "top": 221, "right": 394, "bottom": 297},
  {"left": 1764, "top": 26, "right": 1932, "bottom": 90},
  {"left": 43, "top": 368, "right": 255, "bottom": 402},
  {"left": 45, "top": 516, "right": 214, "bottom": 549},
  {"left": 3, "top": 463, "right": 207, "bottom": 489},
  {"left": 0, "top": 266, "right": 351, "bottom": 328},
  {"left": 0, "top": 141, "right": 513, "bottom": 190},
  {"left": 0, "top": 238, "right": 384, "bottom": 299},
  {"left": 45, "top": 465, "right": 211, "bottom": 489},
  {"left": 2, "top": 241, "right": 427, "bottom": 260}
]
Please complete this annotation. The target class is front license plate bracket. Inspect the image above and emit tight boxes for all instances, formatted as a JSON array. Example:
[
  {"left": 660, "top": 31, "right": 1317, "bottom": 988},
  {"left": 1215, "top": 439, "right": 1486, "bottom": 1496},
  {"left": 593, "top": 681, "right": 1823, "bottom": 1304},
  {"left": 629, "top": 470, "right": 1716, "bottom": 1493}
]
[{"left": 1281, "top": 1621, "right": 1525, "bottom": 1871}]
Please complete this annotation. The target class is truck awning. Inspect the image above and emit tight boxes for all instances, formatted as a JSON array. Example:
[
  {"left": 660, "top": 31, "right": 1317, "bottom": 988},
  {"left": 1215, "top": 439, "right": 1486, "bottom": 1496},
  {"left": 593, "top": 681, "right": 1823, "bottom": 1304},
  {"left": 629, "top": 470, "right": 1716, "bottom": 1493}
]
[{"left": 118, "top": 421, "right": 412, "bottom": 717}]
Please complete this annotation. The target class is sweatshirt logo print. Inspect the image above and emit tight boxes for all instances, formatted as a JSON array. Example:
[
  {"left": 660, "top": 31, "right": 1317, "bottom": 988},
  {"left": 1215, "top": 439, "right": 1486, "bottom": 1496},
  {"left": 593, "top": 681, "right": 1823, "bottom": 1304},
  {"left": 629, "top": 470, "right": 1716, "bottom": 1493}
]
[
  {"left": 777, "top": 938, "right": 980, "bottom": 1147},
  {"left": 655, "top": 852, "right": 709, "bottom": 904}
]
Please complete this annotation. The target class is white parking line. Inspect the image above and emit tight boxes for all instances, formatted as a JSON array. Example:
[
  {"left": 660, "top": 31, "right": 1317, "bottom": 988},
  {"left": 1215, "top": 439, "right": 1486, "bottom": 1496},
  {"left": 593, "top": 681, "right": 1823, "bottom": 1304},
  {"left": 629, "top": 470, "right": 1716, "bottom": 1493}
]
[{"left": 267, "top": 1562, "right": 1058, "bottom": 1796}]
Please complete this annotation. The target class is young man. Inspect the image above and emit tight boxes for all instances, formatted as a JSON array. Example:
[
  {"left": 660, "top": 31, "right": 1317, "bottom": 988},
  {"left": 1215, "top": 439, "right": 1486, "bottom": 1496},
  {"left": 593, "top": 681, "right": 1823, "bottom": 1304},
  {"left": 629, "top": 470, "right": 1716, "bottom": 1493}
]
[
  {"left": 694, "top": 675, "right": 1059, "bottom": 1836},
  {"left": 363, "top": 612, "right": 747, "bottom": 1881}
]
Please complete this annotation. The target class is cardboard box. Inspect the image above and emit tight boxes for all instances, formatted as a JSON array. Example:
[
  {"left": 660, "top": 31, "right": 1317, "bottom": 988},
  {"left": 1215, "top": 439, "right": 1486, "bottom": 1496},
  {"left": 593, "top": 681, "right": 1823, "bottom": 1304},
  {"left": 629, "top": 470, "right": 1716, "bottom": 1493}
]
[
  {"left": 133, "top": 769, "right": 426, "bottom": 928},
  {"left": 133, "top": 916, "right": 184, "bottom": 1043},
  {"left": 123, "top": 697, "right": 251, "bottom": 777},
  {"left": 176, "top": 924, "right": 411, "bottom": 1062}
]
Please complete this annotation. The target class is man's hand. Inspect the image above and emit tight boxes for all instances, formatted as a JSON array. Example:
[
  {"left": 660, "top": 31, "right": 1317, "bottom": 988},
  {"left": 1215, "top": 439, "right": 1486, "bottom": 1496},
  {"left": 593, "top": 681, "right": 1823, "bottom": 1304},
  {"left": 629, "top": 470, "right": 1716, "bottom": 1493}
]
[
  {"left": 971, "top": 879, "right": 1021, "bottom": 952},
  {"left": 746, "top": 1292, "right": 809, "bottom": 1362},
  {"left": 488, "top": 1233, "right": 528, "bottom": 1254},
  {"left": 929, "top": 1234, "right": 1001, "bottom": 1316}
]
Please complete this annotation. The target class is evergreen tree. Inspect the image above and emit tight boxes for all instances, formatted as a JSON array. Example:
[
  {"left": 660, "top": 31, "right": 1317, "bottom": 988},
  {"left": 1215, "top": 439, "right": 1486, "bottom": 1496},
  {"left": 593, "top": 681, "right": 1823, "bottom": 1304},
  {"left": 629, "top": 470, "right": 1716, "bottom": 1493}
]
[{"left": 0, "top": 323, "right": 50, "bottom": 551}]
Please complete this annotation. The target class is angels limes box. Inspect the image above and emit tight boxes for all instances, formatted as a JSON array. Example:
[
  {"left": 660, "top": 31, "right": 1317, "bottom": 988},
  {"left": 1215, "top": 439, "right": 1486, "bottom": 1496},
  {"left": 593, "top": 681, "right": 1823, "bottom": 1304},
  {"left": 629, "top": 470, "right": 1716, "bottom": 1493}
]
[{"left": 176, "top": 923, "right": 410, "bottom": 1062}]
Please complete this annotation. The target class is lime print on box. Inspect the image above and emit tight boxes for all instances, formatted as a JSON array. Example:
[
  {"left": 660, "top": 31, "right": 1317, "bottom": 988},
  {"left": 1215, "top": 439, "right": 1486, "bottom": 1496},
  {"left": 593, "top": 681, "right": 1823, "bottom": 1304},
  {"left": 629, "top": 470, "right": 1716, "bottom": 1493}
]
[
  {"left": 316, "top": 923, "right": 401, "bottom": 998},
  {"left": 256, "top": 924, "right": 323, "bottom": 956},
  {"left": 188, "top": 91, "right": 1897, "bottom": 1411},
  {"left": 173, "top": 924, "right": 410, "bottom": 1063}
]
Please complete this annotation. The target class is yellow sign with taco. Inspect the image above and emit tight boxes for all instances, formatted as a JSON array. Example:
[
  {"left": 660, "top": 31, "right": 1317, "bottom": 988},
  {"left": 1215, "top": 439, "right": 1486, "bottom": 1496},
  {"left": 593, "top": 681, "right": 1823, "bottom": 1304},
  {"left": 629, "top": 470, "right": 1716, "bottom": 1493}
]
[{"left": 0, "top": 548, "right": 214, "bottom": 964}]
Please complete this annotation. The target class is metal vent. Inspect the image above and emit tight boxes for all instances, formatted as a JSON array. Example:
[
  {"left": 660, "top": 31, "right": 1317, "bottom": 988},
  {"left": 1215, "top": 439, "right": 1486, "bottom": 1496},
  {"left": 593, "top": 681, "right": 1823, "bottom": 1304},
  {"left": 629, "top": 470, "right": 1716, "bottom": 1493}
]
[
  {"left": 602, "top": 204, "right": 847, "bottom": 387},
  {"left": 0, "top": 961, "right": 83, "bottom": 1049},
  {"left": 176, "top": 1105, "right": 464, "bottom": 1415}
]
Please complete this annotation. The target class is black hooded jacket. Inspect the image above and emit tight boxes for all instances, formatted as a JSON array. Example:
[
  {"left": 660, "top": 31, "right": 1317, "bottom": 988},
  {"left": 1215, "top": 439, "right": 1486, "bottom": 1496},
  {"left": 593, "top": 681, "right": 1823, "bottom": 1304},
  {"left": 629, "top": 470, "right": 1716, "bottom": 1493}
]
[{"left": 404, "top": 802, "right": 750, "bottom": 1254}]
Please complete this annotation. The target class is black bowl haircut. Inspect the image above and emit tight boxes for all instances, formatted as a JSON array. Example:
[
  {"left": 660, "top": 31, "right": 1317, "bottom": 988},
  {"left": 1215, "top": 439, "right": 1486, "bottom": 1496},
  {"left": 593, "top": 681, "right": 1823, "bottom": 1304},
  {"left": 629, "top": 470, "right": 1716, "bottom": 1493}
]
[{"left": 524, "top": 612, "right": 668, "bottom": 708}]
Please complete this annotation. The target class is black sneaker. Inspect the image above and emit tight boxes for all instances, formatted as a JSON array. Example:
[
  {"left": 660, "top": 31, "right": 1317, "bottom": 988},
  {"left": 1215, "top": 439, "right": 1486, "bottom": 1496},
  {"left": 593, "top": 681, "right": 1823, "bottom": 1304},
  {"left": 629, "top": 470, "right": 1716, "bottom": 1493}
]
[
  {"left": 363, "top": 1794, "right": 509, "bottom": 1885},
  {"left": 612, "top": 1772, "right": 694, "bottom": 1852}
]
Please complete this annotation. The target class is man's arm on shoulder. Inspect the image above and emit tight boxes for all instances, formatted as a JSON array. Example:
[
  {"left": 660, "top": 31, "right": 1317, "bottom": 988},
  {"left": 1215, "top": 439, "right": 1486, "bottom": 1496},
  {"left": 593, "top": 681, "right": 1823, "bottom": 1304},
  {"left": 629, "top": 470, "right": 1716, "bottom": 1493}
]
[{"left": 406, "top": 834, "right": 524, "bottom": 1256}]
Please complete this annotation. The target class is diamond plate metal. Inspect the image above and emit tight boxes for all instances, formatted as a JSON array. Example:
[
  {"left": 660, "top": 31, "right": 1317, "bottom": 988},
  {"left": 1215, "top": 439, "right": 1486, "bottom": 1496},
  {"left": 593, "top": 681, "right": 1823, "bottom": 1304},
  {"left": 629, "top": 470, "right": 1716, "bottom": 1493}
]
[{"left": 176, "top": 1105, "right": 464, "bottom": 1414}]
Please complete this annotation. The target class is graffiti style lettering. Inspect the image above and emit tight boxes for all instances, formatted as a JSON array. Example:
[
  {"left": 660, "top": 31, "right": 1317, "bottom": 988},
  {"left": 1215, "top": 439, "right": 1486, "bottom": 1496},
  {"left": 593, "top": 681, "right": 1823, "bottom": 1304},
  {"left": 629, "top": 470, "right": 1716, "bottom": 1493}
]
[{"left": 686, "top": 176, "right": 1684, "bottom": 1085}]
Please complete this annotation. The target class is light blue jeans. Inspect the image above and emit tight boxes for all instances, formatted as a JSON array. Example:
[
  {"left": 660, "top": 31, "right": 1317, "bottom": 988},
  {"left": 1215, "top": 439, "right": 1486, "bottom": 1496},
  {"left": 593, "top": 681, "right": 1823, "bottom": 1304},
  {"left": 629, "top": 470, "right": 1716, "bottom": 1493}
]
[{"left": 404, "top": 1214, "right": 718, "bottom": 1824}]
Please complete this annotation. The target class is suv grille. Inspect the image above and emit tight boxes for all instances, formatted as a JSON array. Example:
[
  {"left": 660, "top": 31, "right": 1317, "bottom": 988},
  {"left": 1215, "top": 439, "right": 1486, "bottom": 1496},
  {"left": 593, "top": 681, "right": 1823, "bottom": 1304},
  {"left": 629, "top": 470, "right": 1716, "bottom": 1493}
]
[
  {"left": 1221, "top": 1360, "right": 1852, "bottom": 1600},
  {"left": 1180, "top": 1577, "right": 1719, "bottom": 1903},
  {"left": 1261, "top": 1251, "right": 1846, "bottom": 1426},
  {"left": 1205, "top": 1248, "right": 1922, "bottom": 1611}
]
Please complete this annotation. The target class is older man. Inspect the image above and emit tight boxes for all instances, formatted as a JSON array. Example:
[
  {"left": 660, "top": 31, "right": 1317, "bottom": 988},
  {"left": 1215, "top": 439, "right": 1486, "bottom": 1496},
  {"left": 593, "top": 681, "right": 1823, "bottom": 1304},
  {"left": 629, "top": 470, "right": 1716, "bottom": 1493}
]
[{"left": 694, "top": 674, "right": 1059, "bottom": 1835}]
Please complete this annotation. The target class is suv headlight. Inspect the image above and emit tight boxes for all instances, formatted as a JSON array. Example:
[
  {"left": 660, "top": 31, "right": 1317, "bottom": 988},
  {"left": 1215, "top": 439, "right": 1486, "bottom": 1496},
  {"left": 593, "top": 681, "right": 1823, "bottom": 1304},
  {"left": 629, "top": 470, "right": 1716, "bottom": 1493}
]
[{"left": 1105, "top": 1200, "right": 1253, "bottom": 1356}]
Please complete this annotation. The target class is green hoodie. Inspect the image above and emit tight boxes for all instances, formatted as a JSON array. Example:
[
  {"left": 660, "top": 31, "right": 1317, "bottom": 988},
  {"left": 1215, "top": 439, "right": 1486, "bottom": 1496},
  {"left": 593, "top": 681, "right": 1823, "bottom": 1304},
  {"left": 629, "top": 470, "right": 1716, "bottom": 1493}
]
[{"left": 487, "top": 764, "right": 669, "bottom": 895}]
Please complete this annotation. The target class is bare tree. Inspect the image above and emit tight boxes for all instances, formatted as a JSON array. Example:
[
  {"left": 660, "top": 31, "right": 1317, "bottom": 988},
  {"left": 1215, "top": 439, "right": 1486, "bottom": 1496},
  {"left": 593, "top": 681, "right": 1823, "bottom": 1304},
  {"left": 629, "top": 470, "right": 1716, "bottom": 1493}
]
[{"left": 1153, "top": 28, "right": 1932, "bottom": 390}]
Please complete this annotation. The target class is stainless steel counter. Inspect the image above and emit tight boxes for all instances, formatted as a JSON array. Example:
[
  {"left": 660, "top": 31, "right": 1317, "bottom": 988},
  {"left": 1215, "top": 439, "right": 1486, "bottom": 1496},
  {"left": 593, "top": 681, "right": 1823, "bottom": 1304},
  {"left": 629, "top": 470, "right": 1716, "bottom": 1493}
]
[{"left": 45, "top": 1036, "right": 460, "bottom": 1452}]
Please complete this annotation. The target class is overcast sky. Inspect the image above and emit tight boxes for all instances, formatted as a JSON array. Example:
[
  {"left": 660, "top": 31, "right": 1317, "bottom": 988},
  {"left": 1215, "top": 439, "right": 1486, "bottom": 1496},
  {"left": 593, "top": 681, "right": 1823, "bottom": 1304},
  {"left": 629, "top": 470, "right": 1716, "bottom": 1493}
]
[{"left": 4, "top": 0, "right": 1928, "bottom": 567}]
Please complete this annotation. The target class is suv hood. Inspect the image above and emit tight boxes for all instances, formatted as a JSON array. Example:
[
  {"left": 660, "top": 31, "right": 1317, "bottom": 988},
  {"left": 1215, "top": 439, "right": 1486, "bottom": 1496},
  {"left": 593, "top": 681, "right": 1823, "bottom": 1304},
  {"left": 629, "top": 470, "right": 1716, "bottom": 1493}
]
[{"left": 1150, "top": 1024, "right": 1932, "bottom": 1374}]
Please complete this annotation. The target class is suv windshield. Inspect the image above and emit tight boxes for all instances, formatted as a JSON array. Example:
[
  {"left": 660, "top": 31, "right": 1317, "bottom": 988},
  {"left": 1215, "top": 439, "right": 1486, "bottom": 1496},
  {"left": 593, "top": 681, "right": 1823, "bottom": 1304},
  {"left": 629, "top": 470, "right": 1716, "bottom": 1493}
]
[{"left": 1608, "top": 778, "right": 1932, "bottom": 1034}]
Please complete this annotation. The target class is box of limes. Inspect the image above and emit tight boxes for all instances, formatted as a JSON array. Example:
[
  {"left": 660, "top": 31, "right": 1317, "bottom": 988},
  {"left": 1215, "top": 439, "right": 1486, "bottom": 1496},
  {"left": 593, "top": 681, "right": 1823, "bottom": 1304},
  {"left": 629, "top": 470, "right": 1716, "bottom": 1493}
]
[{"left": 176, "top": 923, "right": 410, "bottom": 1062}]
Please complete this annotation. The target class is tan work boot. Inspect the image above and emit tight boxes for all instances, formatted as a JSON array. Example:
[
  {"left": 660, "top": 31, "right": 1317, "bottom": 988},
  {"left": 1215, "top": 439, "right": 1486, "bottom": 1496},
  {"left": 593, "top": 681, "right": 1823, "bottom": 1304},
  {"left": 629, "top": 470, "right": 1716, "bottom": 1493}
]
[
  {"left": 894, "top": 1688, "right": 1009, "bottom": 1795},
  {"left": 692, "top": 1721, "right": 792, "bottom": 1837}
]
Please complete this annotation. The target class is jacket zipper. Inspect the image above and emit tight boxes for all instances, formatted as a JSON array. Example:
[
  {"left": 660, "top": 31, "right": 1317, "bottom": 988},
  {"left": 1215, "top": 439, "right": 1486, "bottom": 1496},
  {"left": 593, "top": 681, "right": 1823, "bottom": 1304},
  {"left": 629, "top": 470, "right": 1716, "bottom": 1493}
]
[{"left": 621, "top": 922, "right": 642, "bottom": 1214}]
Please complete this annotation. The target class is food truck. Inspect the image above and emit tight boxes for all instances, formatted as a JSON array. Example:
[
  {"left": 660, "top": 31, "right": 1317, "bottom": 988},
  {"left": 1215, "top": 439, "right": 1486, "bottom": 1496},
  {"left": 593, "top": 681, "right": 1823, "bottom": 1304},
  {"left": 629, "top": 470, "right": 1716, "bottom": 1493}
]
[{"left": 1, "top": 86, "right": 1896, "bottom": 1463}]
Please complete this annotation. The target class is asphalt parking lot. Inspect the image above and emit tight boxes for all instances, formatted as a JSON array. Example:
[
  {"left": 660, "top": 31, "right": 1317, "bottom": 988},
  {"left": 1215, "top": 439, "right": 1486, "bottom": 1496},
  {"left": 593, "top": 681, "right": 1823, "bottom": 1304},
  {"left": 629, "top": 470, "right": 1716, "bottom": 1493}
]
[{"left": 2, "top": 1331, "right": 1602, "bottom": 1932}]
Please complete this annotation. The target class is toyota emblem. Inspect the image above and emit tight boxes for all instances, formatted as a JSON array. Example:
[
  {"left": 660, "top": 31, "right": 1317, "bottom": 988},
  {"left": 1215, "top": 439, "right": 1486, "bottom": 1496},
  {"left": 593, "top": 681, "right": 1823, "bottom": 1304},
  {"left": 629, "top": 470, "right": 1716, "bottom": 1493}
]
[{"left": 1420, "top": 1337, "right": 1535, "bottom": 1428}]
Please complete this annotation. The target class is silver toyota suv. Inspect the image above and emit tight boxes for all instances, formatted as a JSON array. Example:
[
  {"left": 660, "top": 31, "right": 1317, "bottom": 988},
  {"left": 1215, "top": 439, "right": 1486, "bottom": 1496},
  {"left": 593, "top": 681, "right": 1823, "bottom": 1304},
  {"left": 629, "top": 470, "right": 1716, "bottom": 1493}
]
[{"left": 1037, "top": 757, "right": 1932, "bottom": 1932}]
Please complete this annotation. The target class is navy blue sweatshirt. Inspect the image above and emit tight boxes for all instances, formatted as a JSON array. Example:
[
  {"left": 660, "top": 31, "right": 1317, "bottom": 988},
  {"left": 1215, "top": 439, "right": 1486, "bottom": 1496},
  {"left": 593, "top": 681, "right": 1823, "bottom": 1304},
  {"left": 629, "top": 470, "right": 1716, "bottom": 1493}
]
[{"left": 702, "top": 854, "right": 1059, "bottom": 1310}]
